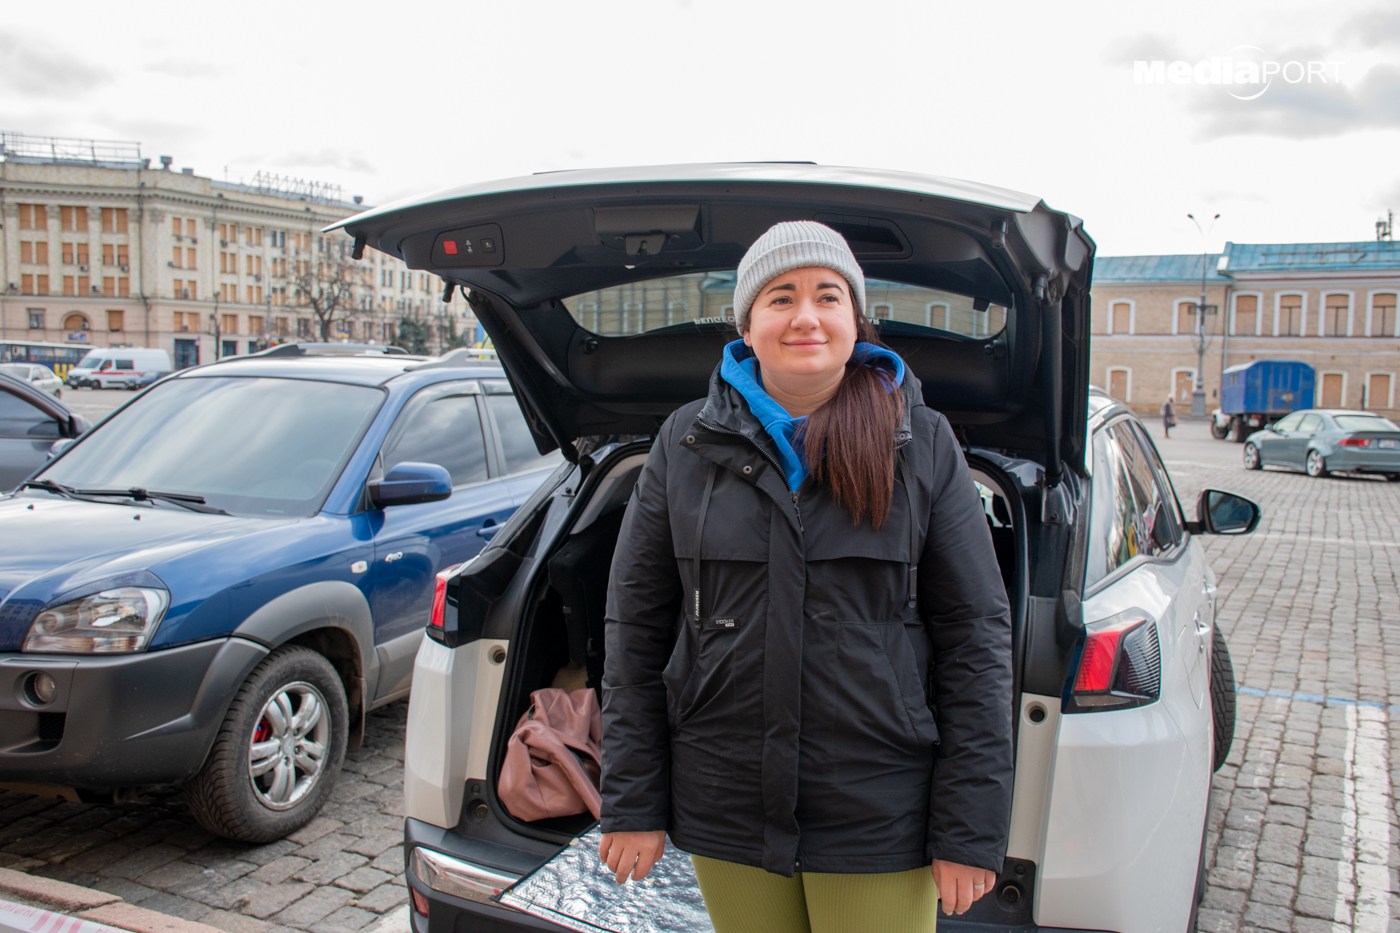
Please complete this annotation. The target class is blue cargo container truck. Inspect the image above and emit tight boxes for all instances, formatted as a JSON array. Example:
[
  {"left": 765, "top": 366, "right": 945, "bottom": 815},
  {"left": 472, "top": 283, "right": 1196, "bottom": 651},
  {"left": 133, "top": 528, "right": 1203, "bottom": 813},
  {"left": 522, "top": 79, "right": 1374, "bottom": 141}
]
[{"left": 1212, "top": 359, "right": 1316, "bottom": 441}]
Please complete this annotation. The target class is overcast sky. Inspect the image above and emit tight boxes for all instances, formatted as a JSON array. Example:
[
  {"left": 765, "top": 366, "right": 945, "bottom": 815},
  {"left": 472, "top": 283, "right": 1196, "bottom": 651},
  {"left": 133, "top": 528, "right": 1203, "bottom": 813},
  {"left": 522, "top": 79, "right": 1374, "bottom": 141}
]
[{"left": 2, "top": 0, "right": 1397, "bottom": 257}]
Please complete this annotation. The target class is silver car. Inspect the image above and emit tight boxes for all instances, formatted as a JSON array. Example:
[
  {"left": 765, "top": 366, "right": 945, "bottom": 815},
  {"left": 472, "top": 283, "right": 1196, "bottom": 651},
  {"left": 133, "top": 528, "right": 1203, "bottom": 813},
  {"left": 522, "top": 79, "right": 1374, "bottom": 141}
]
[
  {"left": 1243, "top": 409, "right": 1400, "bottom": 479},
  {"left": 0, "top": 363, "right": 62, "bottom": 398}
]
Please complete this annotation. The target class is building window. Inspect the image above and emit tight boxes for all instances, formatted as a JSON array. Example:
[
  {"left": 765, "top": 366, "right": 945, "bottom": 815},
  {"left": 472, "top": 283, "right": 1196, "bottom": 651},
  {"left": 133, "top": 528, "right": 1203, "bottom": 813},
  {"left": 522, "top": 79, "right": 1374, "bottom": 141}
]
[
  {"left": 1278, "top": 294, "right": 1303, "bottom": 336},
  {"left": 1324, "top": 294, "right": 1350, "bottom": 337},
  {"left": 63, "top": 313, "right": 88, "bottom": 332},
  {"left": 1110, "top": 301, "right": 1131, "bottom": 335},
  {"left": 60, "top": 206, "right": 88, "bottom": 231},
  {"left": 28, "top": 309, "right": 45, "bottom": 330},
  {"left": 107, "top": 310, "right": 124, "bottom": 332},
  {"left": 19, "top": 204, "right": 48, "bottom": 229},
  {"left": 22, "top": 275, "right": 50, "bottom": 296},
  {"left": 1172, "top": 369, "right": 1196, "bottom": 405},
  {"left": 221, "top": 314, "right": 239, "bottom": 333},
  {"left": 173, "top": 312, "right": 193, "bottom": 333},
  {"left": 172, "top": 246, "right": 183, "bottom": 268},
  {"left": 102, "top": 277, "right": 115, "bottom": 297},
  {"left": 1320, "top": 372, "right": 1345, "bottom": 407},
  {"left": 1107, "top": 367, "right": 1130, "bottom": 401},
  {"left": 1176, "top": 300, "right": 1198, "bottom": 335},
  {"left": 1234, "top": 295, "right": 1258, "bottom": 335},
  {"left": 1372, "top": 294, "right": 1397, "bottom": 337},
  {"left": 20, "top": 241, "right": 49, "bottom": 264},
  {"left": 101, "top": 208, "right": 128, "bottom": 233},
  {"left": 1365, "top": 373, "right": 1393, "bottom": 410},
  {"left": 63, "top": 276, "right": 75, "bottom": 296}
]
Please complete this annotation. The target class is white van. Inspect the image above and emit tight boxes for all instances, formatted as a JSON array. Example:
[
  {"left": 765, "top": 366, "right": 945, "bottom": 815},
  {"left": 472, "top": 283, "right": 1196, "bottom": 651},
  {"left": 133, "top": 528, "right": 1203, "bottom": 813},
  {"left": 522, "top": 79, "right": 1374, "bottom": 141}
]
[{"left": 66, "top": 348, "right": 174, "bottom": 389}]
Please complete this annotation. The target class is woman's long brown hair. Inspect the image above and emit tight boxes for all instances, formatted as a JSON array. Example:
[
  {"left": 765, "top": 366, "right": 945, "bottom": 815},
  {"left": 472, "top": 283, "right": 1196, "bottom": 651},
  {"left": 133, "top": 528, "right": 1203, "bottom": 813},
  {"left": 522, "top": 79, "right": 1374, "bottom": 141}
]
[{"left": 798, "top": 313, "right": 904, "bottom": 529}]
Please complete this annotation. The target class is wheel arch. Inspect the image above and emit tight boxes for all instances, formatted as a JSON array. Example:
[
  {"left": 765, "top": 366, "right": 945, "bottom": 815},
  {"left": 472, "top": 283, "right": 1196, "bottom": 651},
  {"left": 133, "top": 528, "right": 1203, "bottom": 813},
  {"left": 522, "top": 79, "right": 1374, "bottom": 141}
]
[{"left": 233, "top": 581, "right": 378, "bottom": 749}]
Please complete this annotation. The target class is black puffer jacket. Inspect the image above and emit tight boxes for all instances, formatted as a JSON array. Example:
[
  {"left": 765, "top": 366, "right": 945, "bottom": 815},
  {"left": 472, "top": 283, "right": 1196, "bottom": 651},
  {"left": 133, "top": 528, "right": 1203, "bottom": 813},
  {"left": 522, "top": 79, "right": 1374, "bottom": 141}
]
[{"left": 600, "top": 365, "right": 1013, "bottom": 877}]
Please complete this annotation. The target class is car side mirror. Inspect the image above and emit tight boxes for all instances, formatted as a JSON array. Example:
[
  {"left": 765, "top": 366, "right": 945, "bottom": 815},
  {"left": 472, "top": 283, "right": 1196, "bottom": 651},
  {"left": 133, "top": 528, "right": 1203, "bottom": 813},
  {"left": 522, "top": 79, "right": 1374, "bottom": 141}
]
[
  {"left": 1184, "top": 488, "right": 1261, "bottom": 535},
  {"left": 47, "top": 438, "right": 76, "bottom": 459},
  {"left": 369, "top": 461, "right": 453, "bottom": 508}
]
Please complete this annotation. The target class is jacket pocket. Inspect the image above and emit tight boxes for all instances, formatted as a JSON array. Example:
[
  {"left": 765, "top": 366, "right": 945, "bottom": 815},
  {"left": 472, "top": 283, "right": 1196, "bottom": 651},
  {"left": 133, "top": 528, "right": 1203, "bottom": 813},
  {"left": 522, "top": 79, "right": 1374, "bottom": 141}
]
[
  {"left": 663, "top": 616, "right": 743, "bottom": 730},
  {"left": 838, "top": 620, "right": 940, "bottom": 748}
]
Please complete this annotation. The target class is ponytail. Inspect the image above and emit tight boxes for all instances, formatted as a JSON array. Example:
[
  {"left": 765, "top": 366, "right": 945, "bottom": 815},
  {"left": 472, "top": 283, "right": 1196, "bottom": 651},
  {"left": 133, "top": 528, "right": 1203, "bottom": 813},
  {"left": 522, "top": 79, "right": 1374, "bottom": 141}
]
[{"left": 798, "top": 314, "right": 903, "bottom": 529}]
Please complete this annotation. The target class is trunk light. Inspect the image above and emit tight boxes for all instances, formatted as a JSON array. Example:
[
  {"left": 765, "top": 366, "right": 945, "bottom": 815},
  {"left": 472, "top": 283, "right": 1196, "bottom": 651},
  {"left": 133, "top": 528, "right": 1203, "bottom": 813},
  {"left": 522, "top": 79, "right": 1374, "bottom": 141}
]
[
  {"left": 1339, "top": 438, "right": 1372, "bottom": 447},
  {"left": 1067, "top": 612, "right": 1162, "bottom": 712},
  {"left": 428, "top": 564, "right": 463, "bottom": 638}
]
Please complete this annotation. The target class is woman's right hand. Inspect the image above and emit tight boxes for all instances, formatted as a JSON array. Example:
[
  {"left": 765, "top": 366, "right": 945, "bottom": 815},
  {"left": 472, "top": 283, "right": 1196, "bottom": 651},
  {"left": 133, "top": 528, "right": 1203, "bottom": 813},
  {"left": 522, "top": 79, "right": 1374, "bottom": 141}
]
[{"left": 598, "top": 831, "right": 667, "bottom": 884}]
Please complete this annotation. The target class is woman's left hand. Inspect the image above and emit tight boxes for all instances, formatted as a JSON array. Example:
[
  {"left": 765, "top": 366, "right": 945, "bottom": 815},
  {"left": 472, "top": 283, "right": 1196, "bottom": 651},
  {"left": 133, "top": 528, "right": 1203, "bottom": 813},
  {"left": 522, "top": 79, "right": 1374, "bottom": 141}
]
[{"left": 931, "top": 860, "right": 997, "bottom": 915}]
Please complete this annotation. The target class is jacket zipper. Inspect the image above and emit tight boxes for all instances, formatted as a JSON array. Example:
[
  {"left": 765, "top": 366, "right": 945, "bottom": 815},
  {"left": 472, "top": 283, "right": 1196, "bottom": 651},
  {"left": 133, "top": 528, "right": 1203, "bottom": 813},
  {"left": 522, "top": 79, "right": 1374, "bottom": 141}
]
[{"left": 695, "top": 416, "right": 807, "bottom": 530}]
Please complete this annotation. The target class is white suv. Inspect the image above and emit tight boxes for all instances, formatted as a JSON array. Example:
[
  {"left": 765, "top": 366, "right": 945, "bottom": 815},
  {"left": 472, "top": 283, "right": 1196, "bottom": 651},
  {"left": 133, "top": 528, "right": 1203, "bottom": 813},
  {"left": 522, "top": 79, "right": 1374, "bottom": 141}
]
[{"left": 334, "top": 164, "right": 1260, "bottom": 933}]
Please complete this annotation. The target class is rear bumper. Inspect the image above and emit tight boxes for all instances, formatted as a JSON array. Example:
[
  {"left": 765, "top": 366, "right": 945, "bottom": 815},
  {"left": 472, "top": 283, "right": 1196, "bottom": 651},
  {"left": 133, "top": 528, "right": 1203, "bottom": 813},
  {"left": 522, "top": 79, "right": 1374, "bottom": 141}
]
[
  {"left": 0, "top": 637, "right": 266, "bottom": 789},
  {"left": 1322, "top": 449, "right": 1400, "bottom": 472}
]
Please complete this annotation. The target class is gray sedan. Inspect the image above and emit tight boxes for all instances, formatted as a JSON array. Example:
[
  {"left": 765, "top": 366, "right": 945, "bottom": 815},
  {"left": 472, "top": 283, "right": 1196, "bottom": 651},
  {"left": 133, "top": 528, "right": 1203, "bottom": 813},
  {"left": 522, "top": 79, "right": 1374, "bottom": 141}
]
[{"left": 1243, "top": 409, "right": 1400, "bottom": 479}]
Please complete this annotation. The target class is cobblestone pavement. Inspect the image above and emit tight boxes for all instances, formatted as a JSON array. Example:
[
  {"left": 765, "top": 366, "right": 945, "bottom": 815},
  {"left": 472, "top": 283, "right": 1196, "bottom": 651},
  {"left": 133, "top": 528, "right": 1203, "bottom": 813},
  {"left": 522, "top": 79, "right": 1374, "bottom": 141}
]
[
  {"left": 0, "top": 703, "right": 409, "bottom": 933},
  {"left": 1160, "top": 422, "right": 1400, "bottom": 933},
  {"left": 2, "top": 421, "right": 1398, "bottom": 933}
]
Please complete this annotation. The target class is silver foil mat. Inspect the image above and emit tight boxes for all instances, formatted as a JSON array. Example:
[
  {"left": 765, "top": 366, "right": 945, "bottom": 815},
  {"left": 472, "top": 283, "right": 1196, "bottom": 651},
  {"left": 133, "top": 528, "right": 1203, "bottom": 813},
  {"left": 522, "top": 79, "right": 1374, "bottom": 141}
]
[{"left": 497, "top": 828, "right": 714, "bottom": 933}]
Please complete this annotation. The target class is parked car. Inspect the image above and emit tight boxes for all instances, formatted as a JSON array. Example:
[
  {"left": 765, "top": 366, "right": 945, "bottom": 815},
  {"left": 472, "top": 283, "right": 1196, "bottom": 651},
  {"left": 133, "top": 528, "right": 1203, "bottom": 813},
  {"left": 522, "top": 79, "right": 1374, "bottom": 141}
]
[
  {"left": 122, "top": 370, "right": 174, "bottom": 390},
  {"left": 0, "top": 372, "right": 89, "bottom": 492},
  {"left": 1243, "top": 408, "right": 1400, "bottom": 479},
  {"left": 0, "top": 363, "right": 64, "bottom": 398},
  {"left": 332, "top": 164, "right": 1263, "bottom": 933},
  {"left": 66, "top": 347, "right": 173, "bottom": 389},
  {"left": 0, "top": 343, "right": 563, "bottom": 841}
]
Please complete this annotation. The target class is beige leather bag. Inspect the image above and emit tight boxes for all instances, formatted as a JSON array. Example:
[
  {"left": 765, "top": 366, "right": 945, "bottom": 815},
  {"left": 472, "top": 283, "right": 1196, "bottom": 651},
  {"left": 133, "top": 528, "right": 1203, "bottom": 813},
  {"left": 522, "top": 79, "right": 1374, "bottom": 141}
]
[{"left": 498, "top": 688, "right": 603, "bottom": 821}]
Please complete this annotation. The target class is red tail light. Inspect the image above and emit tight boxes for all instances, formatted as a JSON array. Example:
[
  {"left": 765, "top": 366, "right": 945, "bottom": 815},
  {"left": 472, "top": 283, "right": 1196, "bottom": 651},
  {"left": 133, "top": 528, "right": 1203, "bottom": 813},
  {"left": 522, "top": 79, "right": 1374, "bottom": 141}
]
[
  {"left": 1339, "top": 437, "right": 1372, "bottom": 447},
  {"left": 1067, "top": 612, "right": 1161, "bottom": 712},
  {"left": 428, "top": 564, "right": 464, "bottom": 639}
]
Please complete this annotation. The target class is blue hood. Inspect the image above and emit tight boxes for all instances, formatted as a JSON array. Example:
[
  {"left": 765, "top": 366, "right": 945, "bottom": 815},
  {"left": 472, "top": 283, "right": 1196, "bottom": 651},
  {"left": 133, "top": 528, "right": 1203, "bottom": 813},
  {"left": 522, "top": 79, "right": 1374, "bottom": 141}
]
[{"left": 719, "top": 340, "right": 906, "bottom": 491}]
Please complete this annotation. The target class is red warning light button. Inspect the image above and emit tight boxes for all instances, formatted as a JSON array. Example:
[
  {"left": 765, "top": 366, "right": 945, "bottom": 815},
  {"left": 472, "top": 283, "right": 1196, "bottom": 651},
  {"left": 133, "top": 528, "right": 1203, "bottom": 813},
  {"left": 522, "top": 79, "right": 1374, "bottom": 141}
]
[{"left": 442, "top": 240, "right": 459, "bottom": 255}]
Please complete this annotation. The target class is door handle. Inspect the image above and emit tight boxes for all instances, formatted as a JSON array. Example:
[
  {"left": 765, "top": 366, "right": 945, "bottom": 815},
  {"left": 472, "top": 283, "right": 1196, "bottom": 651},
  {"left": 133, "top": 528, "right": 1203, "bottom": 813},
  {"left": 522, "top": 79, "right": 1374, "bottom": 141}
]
[
  {"left": 477, "top": 519, "right": 499, "bottom": 538},
  {"left": 384, "top": 551, "right": 404, "bottom": 563}
]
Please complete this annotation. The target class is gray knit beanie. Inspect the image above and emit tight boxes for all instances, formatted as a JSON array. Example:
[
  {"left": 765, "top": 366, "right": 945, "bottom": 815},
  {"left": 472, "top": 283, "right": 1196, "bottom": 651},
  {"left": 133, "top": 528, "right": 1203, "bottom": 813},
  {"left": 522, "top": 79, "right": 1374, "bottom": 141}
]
[{"left": 733, "top": 221, "right": 866, "bottom": 331}]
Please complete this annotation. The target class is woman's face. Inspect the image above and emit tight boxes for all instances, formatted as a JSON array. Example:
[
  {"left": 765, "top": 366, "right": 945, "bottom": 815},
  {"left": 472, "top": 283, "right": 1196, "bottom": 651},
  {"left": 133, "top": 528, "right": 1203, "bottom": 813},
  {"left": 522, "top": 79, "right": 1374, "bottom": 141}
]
[{"left": 742, "top": 266, "right": 858, "bottom": 382}]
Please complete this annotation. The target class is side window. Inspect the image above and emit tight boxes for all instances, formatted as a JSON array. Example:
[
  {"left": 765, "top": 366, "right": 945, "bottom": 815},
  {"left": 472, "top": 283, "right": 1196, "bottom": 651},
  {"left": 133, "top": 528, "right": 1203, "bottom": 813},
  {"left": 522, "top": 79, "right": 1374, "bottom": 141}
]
[
  {"left": 1128, "top": 421, "right": 1185, "bottom": 538},
  {"left": 115, "top": 359, "right": 135, "bottom": 371},
  {"left": 1118, "top": 422, "right": 1181, "bottom": 549},
  {"left": 1274, "top": 412, "right": 1304, "bottom": 432},
  {"left": 380, "top": 382, "right": 488, "bottom": 487},
  {"left": 1298, "top": 413, "right": 1324, "bottom": 433},
  {"left": 481, "top": 380, "right": 566, "bottom": 475},
  {"left": 1085, "top": 422, "right": 1170, "bottom": 589},
  {"left": 0, "top": 390, "right": 60, "bottom": 438}
]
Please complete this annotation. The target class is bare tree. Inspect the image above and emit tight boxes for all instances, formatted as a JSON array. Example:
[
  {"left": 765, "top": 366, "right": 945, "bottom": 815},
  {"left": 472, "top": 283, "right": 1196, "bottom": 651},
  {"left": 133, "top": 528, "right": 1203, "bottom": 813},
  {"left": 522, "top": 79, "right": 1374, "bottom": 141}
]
[{"left": 286, "top": 232, "right": 368, "bottom": 341}]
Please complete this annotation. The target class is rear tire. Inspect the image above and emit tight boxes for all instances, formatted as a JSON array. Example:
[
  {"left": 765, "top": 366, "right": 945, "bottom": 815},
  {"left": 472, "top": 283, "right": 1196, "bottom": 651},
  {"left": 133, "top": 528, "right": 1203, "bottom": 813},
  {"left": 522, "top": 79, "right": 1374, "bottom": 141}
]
[
  {"left": 1387, "top": 473, "right": 1400, "bottom": 482},
  {"left": 1210, "top": 625, "right": 1236, "bottom": 773},
  {"left": 1232, "top": 418, "right": 1249, "bottom": 443},
  {"left": 184, "top": 645, "right": 348, "bottom": 842},
  {"left": 1306, "top": 449, "right": 1329, "bottom": 478},
  {"left": 1210, "top": 419, "right": 1229, "bottom": 440},
  {"left": 1242, "top": 443, "right": 1261, "bottom": 471}
]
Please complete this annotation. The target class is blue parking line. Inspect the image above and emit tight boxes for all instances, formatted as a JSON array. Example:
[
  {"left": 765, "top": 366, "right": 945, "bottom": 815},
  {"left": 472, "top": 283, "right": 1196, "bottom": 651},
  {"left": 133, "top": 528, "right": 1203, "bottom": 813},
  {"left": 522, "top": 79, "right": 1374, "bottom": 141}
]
[{"left": 1236, "top": 685, "right": 1395, "bottom": 712}]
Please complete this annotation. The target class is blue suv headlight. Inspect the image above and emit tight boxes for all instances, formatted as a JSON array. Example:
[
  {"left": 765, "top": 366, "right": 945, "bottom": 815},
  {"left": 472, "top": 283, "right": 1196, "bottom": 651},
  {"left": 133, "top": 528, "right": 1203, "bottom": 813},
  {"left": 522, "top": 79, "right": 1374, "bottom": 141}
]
[{"left": 23, "top": 587, "right": 170, "bottom": 653}]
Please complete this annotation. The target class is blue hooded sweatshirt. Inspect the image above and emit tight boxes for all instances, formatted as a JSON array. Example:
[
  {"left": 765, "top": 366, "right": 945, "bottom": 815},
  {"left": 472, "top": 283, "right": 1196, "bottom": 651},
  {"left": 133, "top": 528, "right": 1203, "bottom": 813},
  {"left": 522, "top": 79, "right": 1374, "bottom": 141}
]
[{"left": 720, "top": 339, "right": 906, "bottom": 492}]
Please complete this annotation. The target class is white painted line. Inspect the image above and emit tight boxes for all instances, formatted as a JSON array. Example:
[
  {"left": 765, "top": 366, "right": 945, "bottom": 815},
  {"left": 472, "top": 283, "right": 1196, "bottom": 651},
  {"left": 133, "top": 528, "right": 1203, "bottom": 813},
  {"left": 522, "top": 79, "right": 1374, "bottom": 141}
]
[
  {"left": 1335, "top": 705, "right": 1393, "bottom": 932},
  {"left": 0, "top": 899, "right": 130, "bottom": 933},
  {"left": 1256, "top": 533, "right": 1400, "bottom": 549}
]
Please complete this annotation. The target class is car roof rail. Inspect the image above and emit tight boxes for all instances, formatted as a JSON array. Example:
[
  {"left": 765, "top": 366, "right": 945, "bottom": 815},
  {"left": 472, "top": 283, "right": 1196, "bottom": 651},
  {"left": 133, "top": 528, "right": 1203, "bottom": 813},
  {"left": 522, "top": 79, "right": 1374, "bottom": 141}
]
[
  {"left": 405, "top": 347, "right": 500, "bottom": 371},
  {"left": 245, "top": 343, "right": 416, "bottom": 359}
]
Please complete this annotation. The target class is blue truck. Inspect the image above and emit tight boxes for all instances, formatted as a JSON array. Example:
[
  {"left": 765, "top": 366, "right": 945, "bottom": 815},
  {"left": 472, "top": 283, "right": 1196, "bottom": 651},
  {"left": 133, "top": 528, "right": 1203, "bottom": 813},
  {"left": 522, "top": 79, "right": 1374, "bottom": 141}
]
[{"left": 1211, "top": 359, "right": 1316, "bottom": 441}]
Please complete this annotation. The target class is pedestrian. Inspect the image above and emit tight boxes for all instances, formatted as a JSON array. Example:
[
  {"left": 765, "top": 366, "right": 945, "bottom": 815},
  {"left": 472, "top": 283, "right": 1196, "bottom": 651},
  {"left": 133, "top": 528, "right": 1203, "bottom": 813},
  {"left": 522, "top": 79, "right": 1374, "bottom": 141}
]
[
  {"left": 597, "top": 221, "right": 1014, "bottom": 933},
  {"left": 1162, "top": 395, "right": 1176, "bottom": 438}
]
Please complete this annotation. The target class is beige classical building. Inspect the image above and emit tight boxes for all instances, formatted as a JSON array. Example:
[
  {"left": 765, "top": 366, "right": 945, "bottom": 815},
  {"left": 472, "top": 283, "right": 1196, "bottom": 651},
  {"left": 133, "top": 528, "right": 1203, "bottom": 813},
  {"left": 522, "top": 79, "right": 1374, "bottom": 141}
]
[
  {"left": 0, "top": 133, "right": 476, "bottom": 371},
  {"left": 1090, "top": 241, "right": 1400, "bottom": 418}
]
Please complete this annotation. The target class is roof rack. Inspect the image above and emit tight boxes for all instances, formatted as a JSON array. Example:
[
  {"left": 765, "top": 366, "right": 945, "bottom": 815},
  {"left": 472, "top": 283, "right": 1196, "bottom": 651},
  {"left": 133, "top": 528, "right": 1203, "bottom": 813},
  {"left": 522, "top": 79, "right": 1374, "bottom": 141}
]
[
  {"left": 404, "top": 347, "right": 500, "bottom": 371},
  {"left": 245, "top": 343, "right": 414, "bottom": 359}
]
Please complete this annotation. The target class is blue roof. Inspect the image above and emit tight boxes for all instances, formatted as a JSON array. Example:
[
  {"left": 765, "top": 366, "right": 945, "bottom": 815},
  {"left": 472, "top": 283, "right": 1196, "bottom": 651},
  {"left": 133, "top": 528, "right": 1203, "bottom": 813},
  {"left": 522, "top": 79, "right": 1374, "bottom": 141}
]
[
  {"left": 1096, "top": 239, "right": 1400, "bottom": 283},
  {"left": 1221, "top": 240, "right": 1400, "bottom": 273},
  {"left": 1094, "top": 253, "right": 1226, "bottom": 283}
]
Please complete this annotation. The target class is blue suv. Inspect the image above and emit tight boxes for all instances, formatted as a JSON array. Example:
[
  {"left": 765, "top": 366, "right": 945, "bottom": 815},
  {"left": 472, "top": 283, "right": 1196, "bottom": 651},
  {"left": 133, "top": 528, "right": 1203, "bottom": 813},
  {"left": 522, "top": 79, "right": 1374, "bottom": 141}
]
[{"left": 0, "top": 344, "right": 562, "bottom": 841}]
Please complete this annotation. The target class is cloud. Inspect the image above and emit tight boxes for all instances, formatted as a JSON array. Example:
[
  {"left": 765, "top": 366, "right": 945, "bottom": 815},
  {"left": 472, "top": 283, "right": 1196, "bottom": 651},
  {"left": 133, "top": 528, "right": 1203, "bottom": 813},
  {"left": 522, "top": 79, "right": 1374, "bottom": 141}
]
[
  {"left": 278, "top": 148, "right": 376, "bottom": 175},
  {"left": 0, "top": 31, "right": 109, "bottom": 99},
  {"left": 1341, "top": 6, "right": 1400, "bottom": 48},
  {"left": 1104, "top": 32, "right": 1188, "bottom": 67},
  {"left": 145, "top": 59, "right": 221, "bottom": 79},
  {"left": 1192, "top": 62, "right": 1400, "bottom": 138}
]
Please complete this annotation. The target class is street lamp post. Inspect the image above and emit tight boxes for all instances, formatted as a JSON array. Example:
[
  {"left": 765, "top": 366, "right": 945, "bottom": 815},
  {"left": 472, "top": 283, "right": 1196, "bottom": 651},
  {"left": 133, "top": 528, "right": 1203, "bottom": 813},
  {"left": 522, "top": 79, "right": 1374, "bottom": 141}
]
[{"left": 1187, "top": 212, "right": 1220, "bottom": 418}]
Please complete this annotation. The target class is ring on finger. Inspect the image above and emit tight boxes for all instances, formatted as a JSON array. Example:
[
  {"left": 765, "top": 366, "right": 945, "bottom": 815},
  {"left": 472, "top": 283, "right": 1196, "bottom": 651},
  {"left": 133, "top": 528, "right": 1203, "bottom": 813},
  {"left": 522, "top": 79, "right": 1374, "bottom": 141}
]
[{"left": 973, "top": 883, "right": 986, "bottom": 889}]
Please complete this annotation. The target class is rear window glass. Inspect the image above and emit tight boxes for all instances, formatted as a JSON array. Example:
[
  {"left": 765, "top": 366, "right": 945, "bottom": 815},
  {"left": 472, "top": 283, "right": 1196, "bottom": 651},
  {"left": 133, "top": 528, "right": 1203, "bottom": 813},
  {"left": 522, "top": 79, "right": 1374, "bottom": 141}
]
[
  {"left": 1334, "top": 415, "right": 1400, "bottom": 432},
  {"left": 560, "top": 271, "right": 1008, "bottom": 339}
]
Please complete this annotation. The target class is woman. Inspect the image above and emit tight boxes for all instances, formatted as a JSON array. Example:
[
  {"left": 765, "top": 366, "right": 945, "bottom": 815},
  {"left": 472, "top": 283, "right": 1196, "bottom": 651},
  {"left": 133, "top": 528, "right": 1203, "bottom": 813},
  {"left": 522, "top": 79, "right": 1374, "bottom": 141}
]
[{"left": 597, "top": 221, "right": 1013, "bottom": 933}]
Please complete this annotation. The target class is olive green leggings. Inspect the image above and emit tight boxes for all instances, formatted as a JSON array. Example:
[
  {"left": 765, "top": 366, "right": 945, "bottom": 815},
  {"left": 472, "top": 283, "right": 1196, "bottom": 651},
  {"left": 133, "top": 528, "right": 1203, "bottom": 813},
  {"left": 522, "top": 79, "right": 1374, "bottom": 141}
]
[{"left": 691, "top": 855, "right": 938, "bottom": 933}]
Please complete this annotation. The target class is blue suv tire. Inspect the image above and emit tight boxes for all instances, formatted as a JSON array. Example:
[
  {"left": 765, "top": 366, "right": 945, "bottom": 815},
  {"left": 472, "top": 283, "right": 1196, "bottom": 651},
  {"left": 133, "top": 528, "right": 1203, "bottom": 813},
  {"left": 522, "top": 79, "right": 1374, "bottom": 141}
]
[{"left": 184, "top": 646, "right": 349, "bottom": 842}]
